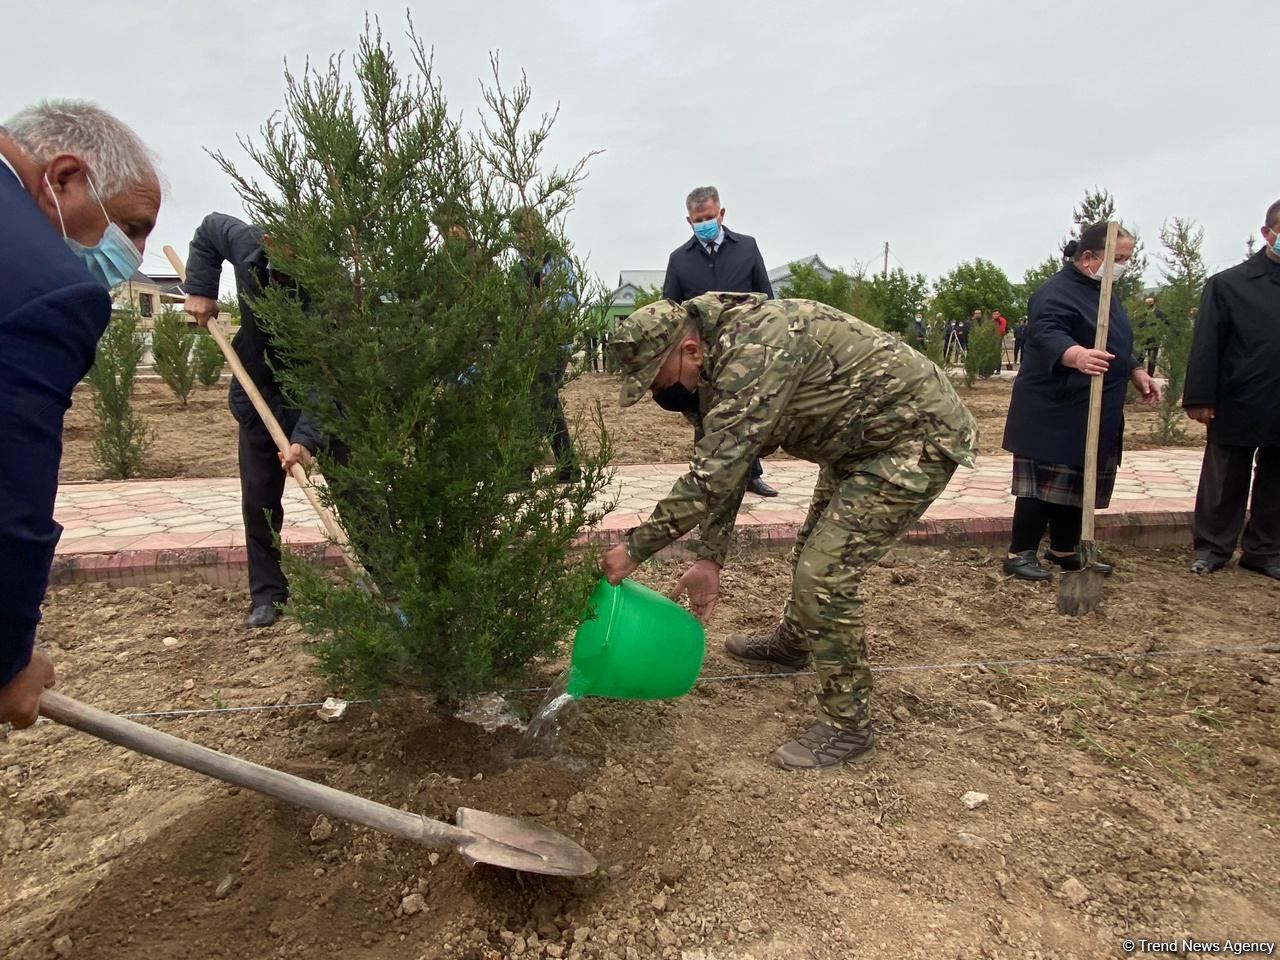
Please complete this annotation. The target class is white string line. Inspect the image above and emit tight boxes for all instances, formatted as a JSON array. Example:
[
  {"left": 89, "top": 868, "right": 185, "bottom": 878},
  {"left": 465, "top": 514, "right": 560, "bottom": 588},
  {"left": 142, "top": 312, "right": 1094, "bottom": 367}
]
[{"left": 91, "top": 643, "right": 1270, "bottom": 721}]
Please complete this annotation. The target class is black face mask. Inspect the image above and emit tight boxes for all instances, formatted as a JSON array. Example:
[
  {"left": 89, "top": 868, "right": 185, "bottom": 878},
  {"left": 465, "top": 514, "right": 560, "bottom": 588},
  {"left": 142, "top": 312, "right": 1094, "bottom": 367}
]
[{"left": 653, "top": 382, "right": 700, "bottom": 413}]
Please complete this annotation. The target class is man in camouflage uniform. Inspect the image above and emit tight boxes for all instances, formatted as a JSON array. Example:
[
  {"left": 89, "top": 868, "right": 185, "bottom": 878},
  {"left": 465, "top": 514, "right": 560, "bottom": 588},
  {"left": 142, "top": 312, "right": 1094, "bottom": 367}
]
[{"left": 601, "top": 292, "right": 977, "bottom": 769}]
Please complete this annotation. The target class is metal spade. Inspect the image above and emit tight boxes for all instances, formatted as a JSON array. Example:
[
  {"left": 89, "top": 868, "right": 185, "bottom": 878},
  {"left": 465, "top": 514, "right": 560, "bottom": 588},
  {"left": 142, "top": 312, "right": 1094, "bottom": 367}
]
[{"left": 39, "top": 691, "right": 597, "bottom": 877}]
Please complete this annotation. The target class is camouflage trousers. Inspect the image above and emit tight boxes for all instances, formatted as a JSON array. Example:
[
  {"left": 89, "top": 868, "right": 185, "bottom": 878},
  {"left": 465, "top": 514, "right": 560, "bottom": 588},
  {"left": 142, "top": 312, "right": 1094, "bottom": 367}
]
[{"left": 778, "top": 443, "right": 958, "bottom": 730}]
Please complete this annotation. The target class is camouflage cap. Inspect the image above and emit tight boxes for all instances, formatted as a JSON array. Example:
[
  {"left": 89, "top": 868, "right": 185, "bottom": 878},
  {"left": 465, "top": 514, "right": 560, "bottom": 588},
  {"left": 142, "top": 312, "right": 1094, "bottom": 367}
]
[{"left": 609, "top": 299, "right": 690, "bottom": 407}]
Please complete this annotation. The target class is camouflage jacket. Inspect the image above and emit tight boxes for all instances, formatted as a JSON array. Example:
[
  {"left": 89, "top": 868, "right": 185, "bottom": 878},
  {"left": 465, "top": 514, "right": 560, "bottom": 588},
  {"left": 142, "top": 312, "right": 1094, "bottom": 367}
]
[{"left": 625, "top": 293, "right": 978, "bottom": 564}]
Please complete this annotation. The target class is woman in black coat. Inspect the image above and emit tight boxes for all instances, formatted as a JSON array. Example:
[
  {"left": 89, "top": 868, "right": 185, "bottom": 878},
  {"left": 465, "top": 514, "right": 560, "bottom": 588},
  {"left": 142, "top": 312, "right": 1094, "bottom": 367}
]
[{"left": 1001, "top": 222, "right": 1161, "bottom": 580}]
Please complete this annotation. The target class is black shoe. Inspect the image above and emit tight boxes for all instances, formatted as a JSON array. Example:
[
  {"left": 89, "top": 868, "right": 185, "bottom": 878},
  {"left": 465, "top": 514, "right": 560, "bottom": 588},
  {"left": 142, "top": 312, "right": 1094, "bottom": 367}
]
[
  {"left": 556, "top": 464, "right": 583, "bottom": 484},
  {"left": 244, "top": 604, "right": 280, "bottom": 628},
  {"left": 1003, "top": 550, "right": 1051, "bottom": 581},
  {"left": 1239, "top": 557, "right": 1280, "bottom": 581},
  {"left": 746, "top": 478, "right": 778, "bottom": 497},
  {"left": 724, "top": 627, "right": 808, "bottom": 672},
  {"left": 1045, "top": 550, "right": 1114, "bottom": 577},
  {"left": 1189, "top": 557, "right": 1226, "bottom": 576}
]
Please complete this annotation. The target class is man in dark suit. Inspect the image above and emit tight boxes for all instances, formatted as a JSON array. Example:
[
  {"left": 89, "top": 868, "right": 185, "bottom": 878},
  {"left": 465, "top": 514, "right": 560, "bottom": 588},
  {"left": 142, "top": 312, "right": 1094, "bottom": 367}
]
[
  {"left": 183, "top": 213, "right": 330, "bottom": 627},
  {"left": 0, "top": 101, "right": 161, "bottom": 728},
  {"left": 661, "top": 185, "right": 777, "bottom": 497},
  {"left": 1184, "top": 198, "right": 1280, "bottom": 580}
]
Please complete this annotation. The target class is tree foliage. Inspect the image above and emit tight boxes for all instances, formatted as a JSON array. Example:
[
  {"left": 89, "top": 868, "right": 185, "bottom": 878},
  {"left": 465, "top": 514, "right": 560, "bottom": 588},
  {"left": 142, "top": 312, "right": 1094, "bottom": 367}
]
[
  {"left": 1153, "top": 217, "right": 1207, "bottom": 442},
  {"left": 1014, "top": 255, "right": 1061, "bottom": 319},
  {"left": 866, "top": 268, "right": 930, "bottom": 336},
  {"left": 216, "top": 20, "right": 612, "bottom": 699},
  {"left": 963, "top": 317, "right": 1003, "bottom": 387},
  {"left": 932, "top": 258, "right": 1015, "bottom": 327},
  {"left": 782, "top": 262, "right": 883, "bottom": 327},
  {"left": 89, "top": 311, "right": 150, "bottom": 479},
  {"left": 150, "top": 308, "right": 197, "bottom": 406}
]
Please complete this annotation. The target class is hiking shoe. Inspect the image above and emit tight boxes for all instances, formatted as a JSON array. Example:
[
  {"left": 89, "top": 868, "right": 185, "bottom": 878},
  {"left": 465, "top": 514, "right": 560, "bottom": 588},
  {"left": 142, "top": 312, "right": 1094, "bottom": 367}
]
[
  {"left": 773, "top": 722, "right": 876, "bottom": 770},
  {"left": 723, "top": 627, "right": 808, "bottom": 672}
]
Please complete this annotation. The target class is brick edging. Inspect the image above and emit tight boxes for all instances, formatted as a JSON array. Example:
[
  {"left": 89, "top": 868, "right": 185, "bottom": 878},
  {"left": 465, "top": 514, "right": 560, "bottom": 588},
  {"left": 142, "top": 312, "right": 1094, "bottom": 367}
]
[{"left": 48, "top": 510, "right": 1194, "bottom": 586}]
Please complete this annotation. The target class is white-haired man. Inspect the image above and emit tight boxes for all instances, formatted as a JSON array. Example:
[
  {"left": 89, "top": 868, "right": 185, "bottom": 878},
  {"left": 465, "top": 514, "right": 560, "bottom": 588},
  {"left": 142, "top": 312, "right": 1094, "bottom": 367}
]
[{"left": 0, "top": 100, "right": 161, "bottom": 728}]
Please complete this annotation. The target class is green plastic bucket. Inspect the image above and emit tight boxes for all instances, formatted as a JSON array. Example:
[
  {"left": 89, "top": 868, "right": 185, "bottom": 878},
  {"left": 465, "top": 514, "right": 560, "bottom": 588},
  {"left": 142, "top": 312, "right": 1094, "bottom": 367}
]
[{"left": 567, "top": 578, "right": 706, "bottom": 700}]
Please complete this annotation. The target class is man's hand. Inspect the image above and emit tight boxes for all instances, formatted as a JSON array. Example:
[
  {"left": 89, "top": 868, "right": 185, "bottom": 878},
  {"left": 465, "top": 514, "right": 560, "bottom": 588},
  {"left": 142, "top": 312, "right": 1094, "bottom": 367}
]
[
  {"left": 1062, "top": 345, "right": 1114, "bottom": 376},
  {"left": 279, "top": 443, "right": 314, "bottom": 473},
  {"left": 1186, "top": 406, "right": 1215, "bottom": 425},
  {"left": 670, "top": 559, "right": 722, "bottom": 625},
  {"left": 1130, "top": 368, "right": 1162, "bottom": 405},
  {"left": 184, "top": 294, "right": 219, "bottom": 328},
  {"left": 601, "top": 543, "right": 640, "bottom": 586},
  {"left": 0, "top": 650, "right": 55, "bottom": 729}
]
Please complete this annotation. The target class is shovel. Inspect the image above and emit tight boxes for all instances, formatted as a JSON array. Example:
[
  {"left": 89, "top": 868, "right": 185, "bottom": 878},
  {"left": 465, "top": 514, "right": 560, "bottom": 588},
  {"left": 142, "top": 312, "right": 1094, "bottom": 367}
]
[
  {"left": 161, "top": 245, "right": 374, "bottom": 593},
  {"left": 1057, "top": 221, "right": 1119, "bottom": 617},
  {"left": 39, "top": 690, "right": 597, "bottom": 877}
]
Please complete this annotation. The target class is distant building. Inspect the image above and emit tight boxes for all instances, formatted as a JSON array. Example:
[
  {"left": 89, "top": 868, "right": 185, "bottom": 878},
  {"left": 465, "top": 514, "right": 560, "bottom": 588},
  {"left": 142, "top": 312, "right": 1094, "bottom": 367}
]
[{"left": 111, "top": 269, "right": 186, "bottom": 325}]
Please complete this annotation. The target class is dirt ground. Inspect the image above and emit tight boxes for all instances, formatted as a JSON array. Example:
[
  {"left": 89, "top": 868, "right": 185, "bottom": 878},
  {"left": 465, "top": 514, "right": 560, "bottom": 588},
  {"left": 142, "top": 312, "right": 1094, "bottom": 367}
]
[
  {"left": 4, "top": 546, "right": 1277, "bottom": 959},
  {"left": 61, "top": 374, "right": 1206, "bottom": 483}
]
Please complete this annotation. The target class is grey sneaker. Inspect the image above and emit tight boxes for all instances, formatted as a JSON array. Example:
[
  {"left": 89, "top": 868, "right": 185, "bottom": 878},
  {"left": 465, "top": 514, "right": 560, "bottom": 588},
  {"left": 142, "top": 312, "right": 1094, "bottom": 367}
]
[
  {"left": 723, "top": 627, "right": 808, "bottom": 672},
  {"left": 772, "top": 722, "right": 876, "bottom": 770}
]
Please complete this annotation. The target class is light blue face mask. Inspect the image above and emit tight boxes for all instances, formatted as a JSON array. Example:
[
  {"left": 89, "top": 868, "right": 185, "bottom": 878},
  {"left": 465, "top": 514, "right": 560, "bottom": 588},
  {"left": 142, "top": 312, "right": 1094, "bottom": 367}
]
[
  {"left": 45, "top": 173, "right": 143, "bottom": 290},
  {"left": 1272, "top": 231, "right": 1280, "bottom": 257},
  {"left": 691, "top": 218, "right": 720, "bottom": 243}
]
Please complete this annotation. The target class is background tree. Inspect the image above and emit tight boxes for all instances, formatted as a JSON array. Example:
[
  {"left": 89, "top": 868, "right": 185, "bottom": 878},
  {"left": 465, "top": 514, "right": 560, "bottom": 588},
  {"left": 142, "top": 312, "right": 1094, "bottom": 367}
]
[
  {"left": 88, "top": 311, "right": 150, "bottom": 479},
  {"left": 217, "top": 294, "right": 242, "bottom": 324},
  {"left": 1070, "top": 187, "right": 1148, "bottom": 302},
  {"left": 630, "top": 285, "right": 662, "bottom": 309},
  {"left": 1152, "top": 217, "right": 1207, "bottom": 442},
  {"left": 782, "top": 262, "right": 884, "bottom": 327},
  {"left": 963, "top": 317, "right": 1003, "bottom": 387},
  {"left": 217, "top": 21, "right": 613, "bottom": 699},
  {"left": 865, "top": 267, "right": 930, "bottom": 336},
  {"left": 150, "top": 308, "right": 197, "bottom": 406},
  {"left": 193, "top": 330, "right": 226, "bottom": 385},
  {"left": 1013, "top": 254, "right": 1061, "bottom": 319},
  {"left": 931, "top": 258, "right": 1015, "bottom": 326}
]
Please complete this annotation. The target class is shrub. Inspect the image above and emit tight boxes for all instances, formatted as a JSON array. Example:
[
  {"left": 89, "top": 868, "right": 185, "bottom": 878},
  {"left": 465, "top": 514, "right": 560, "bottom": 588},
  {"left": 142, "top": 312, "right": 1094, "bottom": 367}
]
[
  {"left": 88, "top": 310, "right": 150, "bottom": 479},
  {"left": 150, "top": 308, "right": 197, "bottom": 405}
]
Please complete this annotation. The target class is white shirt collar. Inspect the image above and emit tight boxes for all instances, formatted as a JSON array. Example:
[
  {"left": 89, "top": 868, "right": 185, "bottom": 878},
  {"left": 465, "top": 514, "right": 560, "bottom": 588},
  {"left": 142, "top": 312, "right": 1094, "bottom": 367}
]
[{"left": 0, "top": 151, "right": 21, "bottom": 185}]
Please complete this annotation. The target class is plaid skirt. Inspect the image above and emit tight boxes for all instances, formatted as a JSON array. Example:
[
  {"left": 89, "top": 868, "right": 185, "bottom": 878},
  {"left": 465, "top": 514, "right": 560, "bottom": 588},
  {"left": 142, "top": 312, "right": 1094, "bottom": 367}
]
[{"left": 1011, "top": 456, "right": 1118, "bottom": 509}]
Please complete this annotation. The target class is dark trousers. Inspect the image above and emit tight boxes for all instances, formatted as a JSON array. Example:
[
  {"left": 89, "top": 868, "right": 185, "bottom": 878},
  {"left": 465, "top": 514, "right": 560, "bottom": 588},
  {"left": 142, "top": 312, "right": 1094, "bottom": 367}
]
[
  {"left": 1193, "top": 442, "right": 1280, "bottom": 563},
  {"left": 1009, "top": 497, "right": 1082, "bottom": 554},
  {"left": 1013, "top": 341, "right": 1024, "bottom": 364},
  {"left": 693, "top": 423, "right": 764, "bottom": 480},
  {"left": 239, "top": 414, "right": 296, "bottom": 608},
  {"left": 535, "top": 358, "right": 573, "bottom": 466}
]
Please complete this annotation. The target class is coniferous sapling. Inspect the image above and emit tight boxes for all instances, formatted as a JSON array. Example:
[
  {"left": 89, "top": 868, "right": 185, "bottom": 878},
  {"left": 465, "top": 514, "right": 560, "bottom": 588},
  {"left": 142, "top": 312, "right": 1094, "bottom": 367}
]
[
  {"left": 150, "top": 308, "right": 198, "bottom": 405},
  {"left": 88, "top": 310, "right": 150, "bottom": 479},
  {"left": 1153, "top": 218, "right": 1207, "bottom": 443},
  {"left": 193, "top": 331, "right": 226, "bottom": 386},
  {"left": 217, "top": 21, "right": 613, "bottom": 700}
]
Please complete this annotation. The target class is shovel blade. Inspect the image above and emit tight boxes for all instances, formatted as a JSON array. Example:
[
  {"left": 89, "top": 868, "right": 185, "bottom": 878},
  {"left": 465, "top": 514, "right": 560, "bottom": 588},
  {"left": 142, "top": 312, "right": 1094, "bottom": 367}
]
[
  {"left": 454, "top": 807, "right": 597, "bottom": 877},
  {"left": 1057, "top": 541, "right": 1105, "bottom": 616}
]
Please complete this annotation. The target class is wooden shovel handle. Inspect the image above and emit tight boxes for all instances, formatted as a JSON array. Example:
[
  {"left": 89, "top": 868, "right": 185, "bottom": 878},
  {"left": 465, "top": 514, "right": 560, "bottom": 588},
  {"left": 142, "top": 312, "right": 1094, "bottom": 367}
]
[
  {"left": 39, "top": 690, "right": 467, "bottom": 850},
  {"left": 162, "top": 245, "right": 369, "bottom": 584},
  {"left": 1080, "top": 222, "right": 1119, "bottom": 544}
]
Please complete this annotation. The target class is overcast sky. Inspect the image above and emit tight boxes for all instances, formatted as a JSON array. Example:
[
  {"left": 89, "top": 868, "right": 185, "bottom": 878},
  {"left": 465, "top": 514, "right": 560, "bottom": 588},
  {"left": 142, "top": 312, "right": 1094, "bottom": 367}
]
[{"left": 6, "top": 0, "right": 1276, "bottom": 296}]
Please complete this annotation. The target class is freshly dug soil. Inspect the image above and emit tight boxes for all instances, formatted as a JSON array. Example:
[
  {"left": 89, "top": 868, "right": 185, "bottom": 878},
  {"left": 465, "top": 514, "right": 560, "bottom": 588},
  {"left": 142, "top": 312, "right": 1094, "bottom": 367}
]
[
  {"left": 4, "top": 546, "right": 1277, "bottom": 959},
  {"left": 59, "top": 374, "right": 1206, "bottom": 483}
]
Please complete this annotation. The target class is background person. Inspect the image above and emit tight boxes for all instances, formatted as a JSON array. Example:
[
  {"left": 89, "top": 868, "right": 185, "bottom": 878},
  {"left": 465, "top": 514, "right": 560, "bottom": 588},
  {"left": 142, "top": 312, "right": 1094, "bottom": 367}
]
[
  {"left": 0, "top": 100, "right": 161, "bottom": 726},
  {"left": 661, "top": 185, "right": 777, "bottom": 498},
  {"left": 1000, "top": 223, "right": 1160, "bottom": 581},
  {"left": 1183, "top": 199, "right": 1280, "bottom": 579},
  {"left": 184, "top": 213, "right": 328, "bottom": 628}
]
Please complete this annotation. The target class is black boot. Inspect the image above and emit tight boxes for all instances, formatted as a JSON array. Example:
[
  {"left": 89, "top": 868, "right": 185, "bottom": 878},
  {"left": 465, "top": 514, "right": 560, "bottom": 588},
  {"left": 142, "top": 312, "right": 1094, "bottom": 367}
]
[{"left": 244, "top": 604, "right": 281, "bottom": 628}]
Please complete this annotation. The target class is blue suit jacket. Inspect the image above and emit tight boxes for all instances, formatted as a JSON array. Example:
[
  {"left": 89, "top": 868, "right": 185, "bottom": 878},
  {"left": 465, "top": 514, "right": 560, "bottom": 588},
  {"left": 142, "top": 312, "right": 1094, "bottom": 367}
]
[
  {"left": 661, "top": 227, "right": 774, "bottom": 302},
  {"left": 0, "top": 167, "right": 111, "bottom": 685}
]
